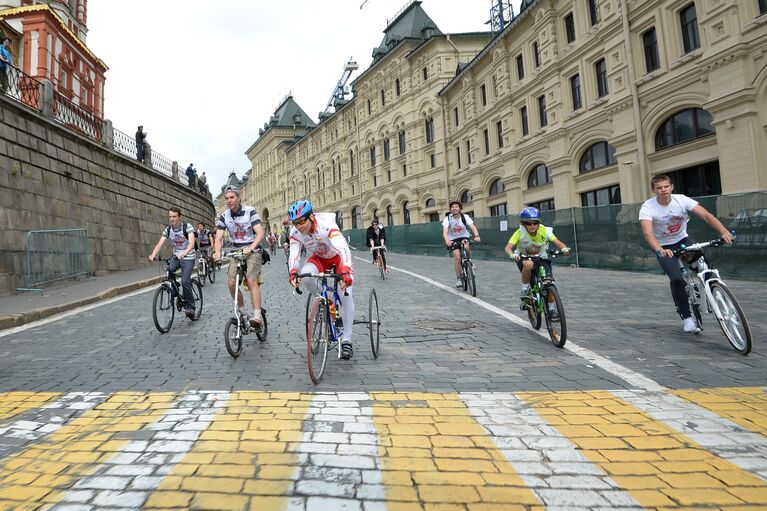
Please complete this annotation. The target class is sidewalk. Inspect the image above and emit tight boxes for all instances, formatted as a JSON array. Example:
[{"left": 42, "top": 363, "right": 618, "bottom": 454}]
[{"left": 0, "top": 265, "right": 164, "bottom": 330}]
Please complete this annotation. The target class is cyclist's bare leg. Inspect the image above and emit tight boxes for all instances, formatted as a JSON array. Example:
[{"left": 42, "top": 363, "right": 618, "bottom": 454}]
[
  {"left": 452, "top": 249, "right": 462, "bottom": 276},
  {"left": 246, "top": 276, "right": 262, "bottom": 312},
  {"left": 228, "top": 279, "right": 245, "bottom": 309},
  {"left": 521, "top": 260, "right": 534, "bottom": 285}
]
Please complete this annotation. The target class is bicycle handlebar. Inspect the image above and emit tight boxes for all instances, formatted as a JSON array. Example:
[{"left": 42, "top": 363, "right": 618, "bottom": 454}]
[
  {"left": 672, "top": 236, "right": 731, "bottom": 257},
  {"left": 518, "top": 249, "right": 569, "bottom": 259},
  {"left": 371, "top": 246, "right": 387, "bottom": 252},
  {"left": 293, "top": 272, "right": 349, "bottom": 297}
]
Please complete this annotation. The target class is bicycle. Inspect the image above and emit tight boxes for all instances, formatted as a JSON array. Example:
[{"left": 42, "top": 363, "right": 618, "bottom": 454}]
[
  {"left": 372, "top": 246, "right": 387, "bottom": 280},
  {"left": 223, "top": 249, "right": 268, "bottom": 358},
  {"left": 196, "top": 250, "right": 215, "bottom": 285},
  {"left": 449, "top": 240, "right": 477, "bottom": 297},
  {"left": 672, "top": 237, "right": 751, "bottom": 355},
  {"left": 152, "top": 256, "right": 203, "bottom": 333},
  {"left": 518, "top": 250, "right": 567, "bottom": 348},
  {"left": 295, "top": 272, "right": 381, "bottom": 384}
]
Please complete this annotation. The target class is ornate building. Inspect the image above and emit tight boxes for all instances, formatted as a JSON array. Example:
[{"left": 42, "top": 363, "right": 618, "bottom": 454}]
[{"left": 243, "top": 0, "right": 767, "bottom": 232}]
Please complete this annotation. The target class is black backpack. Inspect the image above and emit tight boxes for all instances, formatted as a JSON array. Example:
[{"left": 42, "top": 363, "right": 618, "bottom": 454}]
[{"left": 166, "top": 222, "right": 193, "bottom": 240}]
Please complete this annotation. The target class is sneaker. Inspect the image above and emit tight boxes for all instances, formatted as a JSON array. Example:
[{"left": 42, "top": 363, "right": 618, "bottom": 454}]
[
  {"left": 547, "top": 303, "right": 559, "bottom": 320},
  {"left": 682, "top": 317, "right": 700, "bottom": 334},
  {"left": 249, "top": 313, "right": 263, "bottom": 328},
  {"left": 185, "top": 309, "right": 195, "bottom": 320},
  {"left": 455, "top": 279, "right": 463, "bottom": 288},
  {"left": 519, "top": 285, "right": 530, "bottom": 298},
  {"left": 340, "top": 341, "right": 353, "bottom": 360}
]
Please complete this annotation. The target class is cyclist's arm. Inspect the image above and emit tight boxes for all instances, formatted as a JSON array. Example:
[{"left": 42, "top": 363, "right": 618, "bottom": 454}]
[
  {"left": 179, "top": 232, "right": 195, "bottom": 259},
  {"left": 246, "top": 223, "right": 265, "bottom": 255},
  {"left": 213, "top": 229, "right": 224, "bottom": 258},
  {"left": 442, "top": 224, "right": 451, "bottom": 246},
  {"left": 288, "top": 237, "right": 302, "bottom": 274},
  {"left": 640, "top": 219, "right": 671, "bottom": 257},
  {"left": 504, "top": 241, "right": 517, "bottom": 258},
  {"left": 469, "top": 224, "right": 480, "bottom": 239},
  {"left": 690, "top": 205, "right": 734, "bottom": 243},
  {"left": 552, "top": 238, "right": 567, "bottom": 251},
  {"left": 148, "top": 236, "right": 167, "bottom": 261}
]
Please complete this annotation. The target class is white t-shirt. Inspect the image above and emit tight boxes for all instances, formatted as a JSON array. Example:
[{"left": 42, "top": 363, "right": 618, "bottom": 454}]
[
  {"left": 162, "top": 223, "right": 196, "bottom": 260},
  {"left": 442, "top": 214, "right": 475, "bottom": 241},
  {"left": 638, "top": 194, "right": 699, "bottom": 245}
]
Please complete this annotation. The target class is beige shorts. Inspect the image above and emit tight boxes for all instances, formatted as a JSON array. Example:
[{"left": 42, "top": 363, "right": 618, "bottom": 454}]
[{"left": 228, "top": 251, "right": 262, "bottom": 282}]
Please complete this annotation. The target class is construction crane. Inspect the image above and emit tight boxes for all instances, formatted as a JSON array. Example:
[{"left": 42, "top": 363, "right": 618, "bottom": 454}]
[
  {"left": 323, "top": 58, "right": 359, "bottom": 115},
  {"left": 490, "top": 0, "right": 515, "bottom": 33}
]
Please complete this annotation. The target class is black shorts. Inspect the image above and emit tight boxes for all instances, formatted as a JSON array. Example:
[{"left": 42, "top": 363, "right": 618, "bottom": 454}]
[
  {"left": 516, "top": 258, "right": 553, "bottom": 277},
  {"left": 449, "top": 238, "right": 470, "bottom": 251}
]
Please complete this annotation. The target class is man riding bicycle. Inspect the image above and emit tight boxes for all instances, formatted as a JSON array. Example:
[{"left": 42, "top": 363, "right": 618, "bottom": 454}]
[
  {"left": 442, "top": 200, "right": 480, "bottom": 287},
  {"left": 639, "top": 174, "right": 733, "bottom": 333},
  {"left": 287, "top": 199, "right": 356, "bottom": 360},
  {"left": 196, "top": 222, "right": 214, "bottom": 266},
  {"left": 213, "top": 185, "right": 266, "bottom": 327},
  {"left": 366, "top": 218, "right": 388, "bottom": 273},
  {"left": 504, "top": 207, "right": 570, "bottom": 310}
]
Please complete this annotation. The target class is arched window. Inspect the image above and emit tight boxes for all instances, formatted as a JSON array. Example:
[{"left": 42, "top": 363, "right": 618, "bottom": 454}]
[
  {"left": 527, "top": 163, "right": 551, "bottom": 188},
  {"left": 460, "top": 190, "right": 473, "bottom": 205},
  {"left": 425, "top": 198, "right": 436, "bottom": 208},
  {"left": 579, "top": 141, "right": 617, "bottom": 173},
  {"left": 372, "top": 208, "right": 378, "bottom": 222},
  {"left": 386, "top": 205, "right": 394, "bottom": 226},
  {"left": 488, "top": 178, "right": 505, "bottom": 196},
  {"left": 335, "top": 211, "right": 344, "bottom": 230},
  {"left": 351, "top": 206, "right": 361, "bottom": 229},
  {"left": 403, "top": 201, "right": 411, "bottom": 225},
  {"left": 655, "top": 108, "right": 714, "bottom": 150}
]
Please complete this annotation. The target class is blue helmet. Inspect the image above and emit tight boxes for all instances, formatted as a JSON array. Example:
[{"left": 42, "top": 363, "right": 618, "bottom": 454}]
[
  {"left": 519, "top": 207, "right": 541, "bottom": 221},
  {"left": 288, "top": 199, "right": 313, "bottom": 221}
]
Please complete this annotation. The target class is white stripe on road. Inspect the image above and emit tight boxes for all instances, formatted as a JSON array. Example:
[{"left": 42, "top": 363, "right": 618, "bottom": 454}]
[{"left": 357, "top": 256, "right": 663, "bottom": 392}]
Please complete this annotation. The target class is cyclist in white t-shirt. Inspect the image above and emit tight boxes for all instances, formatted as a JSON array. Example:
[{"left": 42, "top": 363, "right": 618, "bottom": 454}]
[
  {"left": 442, "top": 200, "right": 481, "bottom": 288},
  {"left": 638, "top": 174, "right": 734, "bottom": 333}
]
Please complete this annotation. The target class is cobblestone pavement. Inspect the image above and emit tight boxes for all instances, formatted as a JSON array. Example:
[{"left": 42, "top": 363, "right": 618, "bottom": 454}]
[{"left": 0, "top": 252, "right": 765, "bottom": 509}]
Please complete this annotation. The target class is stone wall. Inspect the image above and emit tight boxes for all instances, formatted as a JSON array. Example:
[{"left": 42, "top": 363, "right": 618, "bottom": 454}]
[{"left": 0, "top": 95, "right": 216, "bottom": 296}]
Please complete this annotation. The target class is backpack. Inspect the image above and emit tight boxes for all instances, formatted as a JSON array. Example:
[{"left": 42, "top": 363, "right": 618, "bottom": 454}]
[
  {"left": 445, "top": 212, "right": 470, "bottom": 228},
  {"left": 261, "top": 247, "right": 271, "bottom": 265},
  {"left": 166, "top": 222, "right": 193, "bottom": 240}
]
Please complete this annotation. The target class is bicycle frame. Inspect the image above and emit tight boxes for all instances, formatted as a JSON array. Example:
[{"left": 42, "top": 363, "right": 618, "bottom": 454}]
[
  {"left": 229, "top": 253, "right": 250, "bottom": 333},
  {"left": 299, "top": 272, "right": 345, "bottom": 357},
  {"left": 682, "top": 253, "right": 725, "bottom": 319}
]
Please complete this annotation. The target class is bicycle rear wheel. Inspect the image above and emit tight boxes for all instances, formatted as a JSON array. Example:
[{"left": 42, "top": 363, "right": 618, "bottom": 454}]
[
  {"left": 224, "top": 318, "right": 243, "bottom": 358},
  {"left": 543, "top": 285, "right": 567, "bottom": 348},
  {"left": 466, "top": 261, "right": 476, "bottom": 297},
  {"left": 461, "top": 262, "right": 469, "bottom": 292},
  {"left": 152, "top": 285, "right": 174, "bottom": 333},
  {"left": 369, "top": 288, "right": 380, "bottom": 358},
  {"left": 709, "top": 282, "right": 751, "bottom": 355},
  {"left": 208, "top": 261, "right": 216, "bottom": 284},
  {"left": 256, "top": 309, "right": 268, "bottom": 342},
  {"left": 197, "top": 262, "right": 206, "bottom": 287},
  {"left": 379, "top": 258, "right": 385, "bottom": 280},
  {"left": 191, "top": 279, "right": 203, "bottom": 320},
  {"left": 307, "top": 297, "right": 330, "bottom": 384}
]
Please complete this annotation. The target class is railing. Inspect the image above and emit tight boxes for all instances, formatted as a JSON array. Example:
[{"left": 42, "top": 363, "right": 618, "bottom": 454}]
[
  {"left": 151, "top": 148, "right": 174, "bottom": 179},
  {"left": 52, "top": 90, "right": 104, "bottom": 140},
  {"left": 16, "top": 229, "right": 89, "bottom": 293},
  {"left": 112, "top": 127, "right": 138, "bottom": 159},
  {"left": 2, "top": 64, "right": 41, "bottom": 110}
]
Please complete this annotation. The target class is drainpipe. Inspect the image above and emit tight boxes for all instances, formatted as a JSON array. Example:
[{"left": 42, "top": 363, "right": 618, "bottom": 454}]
[
  {"left": 438, "top": 94, "right": 451, "bottom": 204},
  {"left": 619, "top": 0, "right": 649, "bottom": 194}
]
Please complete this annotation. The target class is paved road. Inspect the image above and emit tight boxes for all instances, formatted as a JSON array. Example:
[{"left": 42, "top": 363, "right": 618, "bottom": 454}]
[{"left": 0, "top": 252, "right": 765, "bottom": 509}]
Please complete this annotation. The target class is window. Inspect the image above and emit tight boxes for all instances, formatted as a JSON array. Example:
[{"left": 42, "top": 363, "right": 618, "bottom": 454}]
[
  {"left": 402, "top": 164, "right": 407, "bottom": 177},
  {"left": 761, "top": 0, "right": 767, "bottom": 15},
  {"left": 425, "top": 117, "right": 434, "bottom": 143},
  {"left": 380, "top": 89, "right": 385, "bottom": 106},
  {"left": 490, "top": 203, "right": 508, "bottom": 217},
  {"left": 367, "top": 99, "right": 372, "bottom": 115},
  {"left": 456, "top": 146, "right": 462, "bottom": 169},
  {"left": 571, "top": 74, "right": 582, "bottom": 110},
  {"left": 483, "top": 129, "right": 490, "bottom": 155},
  {"left": 527, "top": 163, "right": 551, "bottom": 188},
  {"left": 516, "top": 54, "right": 525, "bottom": 80},
  {"left": 351, "top": 206, "right": 361, "bottom": 228},
  {"left": 466, "top": 140, "right": 472, "bottom": 164},
  {"left": 425, "top": 198, "right": 436, "bottom": 208},
  {"left": 454, "top": 107, "right": 459, "bottom": 126},
  {"left": 350, "top": 150, "right": 355, "bottom": 176},
  {"left": 680, "top": 3, "right": 700, "bottom": 53},
  {"left": 332, "top": 160, "right": 337, "bottom": 183},
  {"left": 655, "top": 108, "right": 714, "bottom": 149},
  {"left": 383, "top": 138, "right": 390, "bottom": 161},
  {"left": 521, "top": 106, "right": 529, "bottom": 136},
  {"left": 538, "top": 95, "right": 547, "bottom": 127},
  {"left": 398, "top": 130, "right": 406, "bottom": 154},
  {"left": 422, "top": 67, "right": 428, "bottom": 81},
  {"left": 373, "top": 174, "right": 377, "bottom": 187},
  {"left": 386, "top": 205, "right": 394, "bottom": 226},
  {"left": 488, "top": 178, "right": 505, "bottom": 196},
  {"left": 496, "top": 120, "right": 504, "bottom": 148},
  {"left": 430, "top": 153, "right": 436, "bottom": 168},
  {"left": 402, "top": 202, "right": 411, "bottom": 225},
  {"left": 370, "top": 145, "right": 376, "bottom": 167},
  {"left": 595, "top": 58, "right": 608, "bottom": 97},
  {"left": 579, "top": 141, "right": 617, "bottom": 173},
  {"left": 335, "top": 211, "right": 344, "bottom": 230},
  {"left": 533, "top": 41, "right": 540, "bottom": 68},
  {"left": 395, "top": 78, "right": 401, "bottom": 96},
  {"left": 480, "top": 84, "right": 487, "bottom": 107},
  {"left": 581, "top": 185, "right": 621, "bottom": 206},
  {"left": 588, "top": 0, "right": 599, "bottom": 25},
  {"left": 387, "top": 167, "right": 392, "bottom": 182},
  {"left": 643, "top": 28, "right": 660, "bottom": 73},
  {"left": 529, "top": 198, "right": 555, "bottom": 212},
  {"left": 565, "top": 13, "right": 576, "bottom": 43},
  {"left": 428, "top": 212, "right": 440, "bottom": 222},
  {"left": 665, "top": 161, "right": 721, "bottom": 197},
  {"left": 460, "top": 190, "right": 473, "bottom": 205}
]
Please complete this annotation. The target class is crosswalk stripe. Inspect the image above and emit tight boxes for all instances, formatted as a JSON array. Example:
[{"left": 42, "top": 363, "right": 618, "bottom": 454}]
[
  {"left": 0, "top": 391, "right": 175, "bottom": 508},
  {"left": 520, "top": 390, "right": 767, "bottom": 508},
  {"left": 672, "top": 386, "right": 767, "bottom": 438},
  {"left": 0, "top": 392, "right": 61, "bottom": 422},
  {"left": 370, "top": 391, "right": 543, "bottom": 509}
]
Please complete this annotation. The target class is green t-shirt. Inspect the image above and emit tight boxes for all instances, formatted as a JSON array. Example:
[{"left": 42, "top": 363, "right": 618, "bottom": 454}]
[{"left": 508, "top": 225, "right": 558, "bottom": 256}]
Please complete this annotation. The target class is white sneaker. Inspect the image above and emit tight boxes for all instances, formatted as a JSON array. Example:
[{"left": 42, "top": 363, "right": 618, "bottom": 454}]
[
  {"left": 519, "top": 285, "right": 530, "bottom": 298},
  {"left": 249, "top": 312, "right": 263, "bottom": 327},
  {"left": 455, "top": 279, "right": 463, "bottom": 288},
  {"left": 682, "top": 317, "right": 700, "bottom": 334}
]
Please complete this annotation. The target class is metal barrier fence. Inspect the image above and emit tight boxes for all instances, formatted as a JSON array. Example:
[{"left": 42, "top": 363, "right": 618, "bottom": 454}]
[
  {"left": 343, "top": 191, "right": 767, "bottom": 280},
  {"left": 2, "top": 64, "right": 41, "bottom": 110},
  {"left": 52, "top": 90, "right": 105, "bottom": 140},
  {"left": 16, "top": 229, "right": 89, "bottom": 293}
]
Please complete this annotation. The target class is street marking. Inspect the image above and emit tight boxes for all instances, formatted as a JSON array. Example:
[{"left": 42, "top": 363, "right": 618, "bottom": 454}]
[
  {"left": 672, "top": 386, "right": 767, "bottom": 437},
  {"left": 521, "top": 390, "right": 767, "bottom": 508},
  {"left": 461, "top": 392, "right": 641, "bottom": 509},
  {"left": 368, "top": 258, "right": 665, "bottom": 392},
  {"left": 0, "top": 392, "right": 61, "bottom": 422},
  {"left": 0, "top": 391, "right": 174, "bottom": 508},
  {"left": 370, "top": 391, "right": 543, "bottom": 508}
]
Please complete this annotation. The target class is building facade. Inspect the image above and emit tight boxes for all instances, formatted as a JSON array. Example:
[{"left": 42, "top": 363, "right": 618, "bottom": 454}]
[{"left": 243, "top": 0, "right": 767, "bottom": 232}]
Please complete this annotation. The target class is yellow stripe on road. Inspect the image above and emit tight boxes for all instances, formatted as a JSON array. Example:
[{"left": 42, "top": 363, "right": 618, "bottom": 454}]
[
  {"left": 0, "top": 391, "right": 174, "bottom": 508},
  {"left": 674, "top": 387, "right": 767, "bottom": 437},
  {"left": 146, "top": 391, "right": 311, "bottom": 511},
  {"left": 370, "top": 392, "right": 543, "bottom": 511},
  {"left": 519, "top": 390, "right": 767, "bottom": 508},
  {"left": 0, "top": 392, "right": 60, "bottom": 422}
]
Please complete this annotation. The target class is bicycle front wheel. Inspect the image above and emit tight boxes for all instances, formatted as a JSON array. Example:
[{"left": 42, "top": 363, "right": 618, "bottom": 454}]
[
  {"left": 543, "top": 285, "right": 567, "bottom": 348},
  {"left": 197, "top": 262, "right": 206, "bottom": 287},
  {"left": 369, "top": 288, "right": 380, "bottom": 358},
  {"left": 527, "top": 295, "right": 542, "bottom": 330},
  {"left": 152, "top": 285, "right": 174, "bottom": 333},
  {"left": 224, "top": 318, "right": 243, "bottom": 358},
  {"left": 466, "top": 261, "right": 476, "bottom": 297},
  {"left": 208, "top": 261, "right": 216, "bottom": 284},
  {"left": 256, "top": 309, "right": 268, "bottom": 342},
  {"left": 709, "top": 282, "right": 751, "bottom": 355},
  {"left": 190, "top": 279, "right": 203, "bottom": 320},
  {"left": 307, "top": 298, "right": 329, "bottom": 384}
]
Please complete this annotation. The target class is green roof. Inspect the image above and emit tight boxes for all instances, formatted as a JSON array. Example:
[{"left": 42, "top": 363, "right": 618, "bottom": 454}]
[
  {"left": 372, "top": 1, "right": 442, "bottom": 62},
  {"left": 268, "top": 96, "right": 316, "bottom": 130}
]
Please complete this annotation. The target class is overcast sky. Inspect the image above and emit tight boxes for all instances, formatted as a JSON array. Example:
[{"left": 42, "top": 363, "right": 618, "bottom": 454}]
[{"left": 87, "top": 0, "right": 524, "bottom": 194}]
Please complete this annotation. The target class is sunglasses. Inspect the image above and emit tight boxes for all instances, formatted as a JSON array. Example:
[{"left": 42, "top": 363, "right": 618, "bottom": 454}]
[
  {"left": 292, "top": 217, "right": 309, "bottom": 227},
  {"left": 523, "top": 221, "right": 540, "bottom": 226}
]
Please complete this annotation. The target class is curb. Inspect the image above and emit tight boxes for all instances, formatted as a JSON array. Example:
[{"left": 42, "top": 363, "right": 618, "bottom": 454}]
[{"left": 0, "top": 275, "right": 164, "bottom": 331}]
